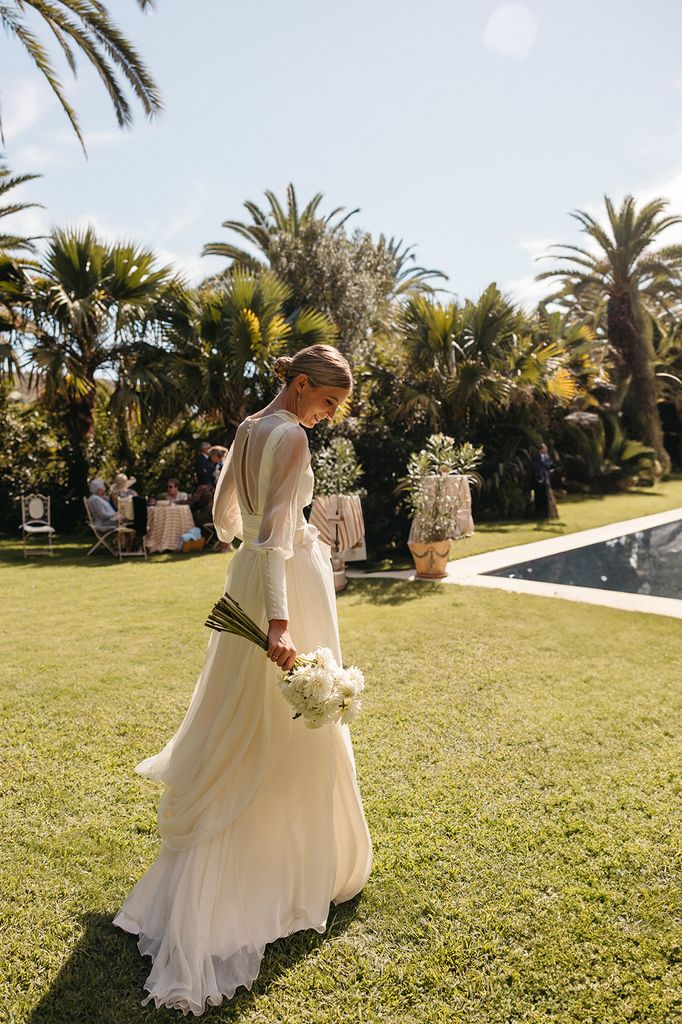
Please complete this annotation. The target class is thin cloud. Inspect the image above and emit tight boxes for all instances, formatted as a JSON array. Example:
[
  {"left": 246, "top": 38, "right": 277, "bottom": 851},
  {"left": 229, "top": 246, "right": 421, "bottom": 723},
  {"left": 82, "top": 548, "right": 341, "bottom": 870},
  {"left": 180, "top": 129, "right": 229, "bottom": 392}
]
[
  {"left": 11, "top": 143, "right": 68, "bottom": 170},
  {"left": 5, "top": 205, "right": 50, "bottom": 243},
  {"left": 503, "top": 271, "right": 555, "bottom": 310},
  {"left": 53, "top": 127, "right": 127, "bottom": 149},
  {"left": 156, "top": 247, "right": 206, "bottom": 282},
  {"left": 520, "top": 237, "right": 555, "bottom": 260},
  {"left": 3, "top": 81, "right": 45, "bottom": 140},
  {"left": 483, "top": 4, "right": 538, "bottom": 60},
  {"left": 157, "top": 179, "right": 210, "bottom": 247}
]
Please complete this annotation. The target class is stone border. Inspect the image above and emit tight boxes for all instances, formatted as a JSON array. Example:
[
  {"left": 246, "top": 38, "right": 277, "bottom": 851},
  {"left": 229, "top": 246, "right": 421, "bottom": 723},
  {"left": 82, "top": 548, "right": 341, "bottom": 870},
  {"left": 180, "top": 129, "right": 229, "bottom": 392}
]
[{"left": 347, "top": 507, "right": 682, "bottom": 619}]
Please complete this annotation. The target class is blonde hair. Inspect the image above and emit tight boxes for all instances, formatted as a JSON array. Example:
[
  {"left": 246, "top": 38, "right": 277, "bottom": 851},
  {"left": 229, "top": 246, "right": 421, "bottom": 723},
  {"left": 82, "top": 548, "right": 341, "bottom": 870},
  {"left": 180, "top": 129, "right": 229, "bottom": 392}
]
[{"left": 273, "top": 344, "right": 353, "bottom": 393}]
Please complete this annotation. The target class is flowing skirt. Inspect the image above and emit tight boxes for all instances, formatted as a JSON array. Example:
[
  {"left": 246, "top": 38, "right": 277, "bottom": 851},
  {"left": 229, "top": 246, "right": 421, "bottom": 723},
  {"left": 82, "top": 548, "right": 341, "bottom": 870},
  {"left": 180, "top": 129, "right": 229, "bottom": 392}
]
[{"left": 114, "top": 533, "right": 372, "bottom": 1015}]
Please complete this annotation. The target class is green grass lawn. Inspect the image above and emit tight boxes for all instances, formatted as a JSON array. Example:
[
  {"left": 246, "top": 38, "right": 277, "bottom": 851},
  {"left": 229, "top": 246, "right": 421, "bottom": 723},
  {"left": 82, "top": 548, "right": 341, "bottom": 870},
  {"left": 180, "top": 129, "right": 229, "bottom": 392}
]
[{"left": 1, "top": 541, "right": 681, "bottom": 1023}]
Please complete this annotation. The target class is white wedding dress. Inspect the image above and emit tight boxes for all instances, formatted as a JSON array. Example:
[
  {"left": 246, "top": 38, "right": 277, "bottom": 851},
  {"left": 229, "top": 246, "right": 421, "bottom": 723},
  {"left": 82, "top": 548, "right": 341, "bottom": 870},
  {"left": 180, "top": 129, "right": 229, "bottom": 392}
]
[{"left": 114, "top": 410, "right": 373, "bottom": 1015}]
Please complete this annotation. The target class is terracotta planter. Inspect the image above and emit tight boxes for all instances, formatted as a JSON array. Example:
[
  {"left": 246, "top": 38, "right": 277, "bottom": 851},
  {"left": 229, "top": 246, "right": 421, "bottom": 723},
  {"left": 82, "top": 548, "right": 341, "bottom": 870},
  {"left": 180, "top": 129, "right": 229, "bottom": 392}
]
[{"left": 408, "top": 540, "right": 451, "bottom": 579}]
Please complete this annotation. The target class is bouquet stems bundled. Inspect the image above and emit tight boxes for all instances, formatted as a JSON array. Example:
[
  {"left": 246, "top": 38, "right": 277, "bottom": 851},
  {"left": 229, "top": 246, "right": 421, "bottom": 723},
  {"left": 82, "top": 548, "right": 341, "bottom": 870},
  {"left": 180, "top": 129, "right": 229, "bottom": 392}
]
[
  {"left": 206, "top": 593, "right": 286, "bottom": 659},
  {"left": 206, "top": 594, "right": 364, "bottom": 728}
]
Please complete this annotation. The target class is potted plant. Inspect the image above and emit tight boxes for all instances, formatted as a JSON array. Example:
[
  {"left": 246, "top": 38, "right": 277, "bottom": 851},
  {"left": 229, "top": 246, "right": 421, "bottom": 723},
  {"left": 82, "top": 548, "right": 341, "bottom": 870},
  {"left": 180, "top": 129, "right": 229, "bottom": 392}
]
[
  {"left": 311, "top": 438, "right": 366, "bottom": 591},
  {"left": 402, "top": 434, "right": 483, "bottom": 579}
]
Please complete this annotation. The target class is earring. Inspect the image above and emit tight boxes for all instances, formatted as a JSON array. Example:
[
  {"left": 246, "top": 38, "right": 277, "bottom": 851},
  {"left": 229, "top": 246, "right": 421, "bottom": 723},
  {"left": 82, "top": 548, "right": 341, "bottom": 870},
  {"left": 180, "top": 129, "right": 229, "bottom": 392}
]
[{"left": 297, "top": 392, "right": 301, "bottom": 404}]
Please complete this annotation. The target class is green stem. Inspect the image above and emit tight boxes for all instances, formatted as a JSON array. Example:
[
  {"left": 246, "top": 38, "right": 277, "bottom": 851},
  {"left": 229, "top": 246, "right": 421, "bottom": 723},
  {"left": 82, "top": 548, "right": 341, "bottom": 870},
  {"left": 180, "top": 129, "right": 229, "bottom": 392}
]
[{"left": 205, "top": 594, "right": 307, "bottom": 671}]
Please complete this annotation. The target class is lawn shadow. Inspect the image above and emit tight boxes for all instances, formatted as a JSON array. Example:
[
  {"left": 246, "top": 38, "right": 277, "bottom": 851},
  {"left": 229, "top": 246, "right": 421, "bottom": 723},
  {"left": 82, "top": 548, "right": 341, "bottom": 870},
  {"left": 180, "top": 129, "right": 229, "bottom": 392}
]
[
  {"left": 472, "top": 518, "right": 567, "bottom": 537},
  {"left": 342, "top": 578, "right": 443, "bottom": 605},
  {"left": 558, "top": 487, "right": 668, "bottom": 504},
  {"left": 0, "top": 538, "right": 224, "bottom": 570},
  {"left": 26, "top": 899, "right": 362, "bottom": 1024}
]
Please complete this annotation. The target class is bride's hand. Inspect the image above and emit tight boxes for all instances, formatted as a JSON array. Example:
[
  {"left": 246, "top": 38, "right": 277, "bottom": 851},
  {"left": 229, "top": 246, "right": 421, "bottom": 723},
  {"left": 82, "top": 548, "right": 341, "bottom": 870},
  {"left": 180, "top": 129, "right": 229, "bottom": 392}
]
[{"left": 267, "top": 620, "right": 297, "bottom": 672}]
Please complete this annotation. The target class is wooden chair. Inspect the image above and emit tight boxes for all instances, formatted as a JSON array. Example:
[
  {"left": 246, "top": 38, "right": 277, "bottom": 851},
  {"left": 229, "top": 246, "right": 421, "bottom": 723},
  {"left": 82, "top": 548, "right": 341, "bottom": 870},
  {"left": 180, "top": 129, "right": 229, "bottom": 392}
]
[
  {"left": 83, "top": 497, "right": 146, "bottom": 560},
  {"left": 21, "top": 493, "right": 56, "bottom": 558}
]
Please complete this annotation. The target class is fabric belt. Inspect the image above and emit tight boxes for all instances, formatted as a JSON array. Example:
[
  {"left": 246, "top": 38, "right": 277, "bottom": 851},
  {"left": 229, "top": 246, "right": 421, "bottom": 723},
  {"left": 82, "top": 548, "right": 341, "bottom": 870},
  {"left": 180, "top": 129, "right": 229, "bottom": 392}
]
[{"left": 240, "top": 512, "right": 319, "bottom": 551}]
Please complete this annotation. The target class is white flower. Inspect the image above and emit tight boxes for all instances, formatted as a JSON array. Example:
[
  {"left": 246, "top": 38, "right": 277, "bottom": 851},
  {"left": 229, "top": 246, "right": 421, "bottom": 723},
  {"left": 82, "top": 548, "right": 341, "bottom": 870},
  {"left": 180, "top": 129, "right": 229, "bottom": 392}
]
[
  {"left": 339, "top": 698, "right": 362, "bottom": 725},
  {"left": 278, "top": 648, "right": 365, "bottom": 728},
  {"left": 298, "top": 667, "right": 334, "bottom": 702},
  {"left": 340, "top": 665, "right": 365, "bottom": 696},
  {"left": 276, "top": 676, "right": 306, "bottom": 712},
  {"left": 303, "top": 712, "right": 327, "bottom": 729},
  {"left": 312, "top": 647, "right": 337, "bottom": 671}
]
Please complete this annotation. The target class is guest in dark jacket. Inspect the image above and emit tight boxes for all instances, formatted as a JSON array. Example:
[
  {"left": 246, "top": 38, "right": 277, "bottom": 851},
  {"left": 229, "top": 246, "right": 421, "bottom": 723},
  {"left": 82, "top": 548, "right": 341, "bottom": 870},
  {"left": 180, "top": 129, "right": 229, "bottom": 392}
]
[
  {"left": 532, "top": 443, "right": 559, "bottom": 520},
  {"left": 194, "top": 441, "right": 214, "bottom": 488}
]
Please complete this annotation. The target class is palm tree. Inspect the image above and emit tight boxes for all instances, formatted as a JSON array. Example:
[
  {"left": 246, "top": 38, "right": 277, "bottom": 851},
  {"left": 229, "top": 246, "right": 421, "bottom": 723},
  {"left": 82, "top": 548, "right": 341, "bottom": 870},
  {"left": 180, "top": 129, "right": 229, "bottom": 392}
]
[
  {"left": 204, "top": 184, "right": 443, "bottom": 362},
  {"left": 375, "top": 234, "right": 444, "bottom": 300},
  {"left": 203, "top": 184, "right": 359, "bottom": 272},
  {"left": 0, "top": 1, "right": 161, "bottom": 152},
  {"left": 0, "top": 159, "right": 42, "bottom": 254},
  {"left": 393, "top": 285, "right": 584, "bottom": 515},
  {"left": 166, "top": 270, "right": 337, "bottom": 436},
  {"left": 24, "top": 225, "right": 175, "bottom": 502},
  {"left": 397, "top": 285, "right": 577, "bottom": 430},
  {"left": 0, "top": 254, "right": 32, "bottom": 374},
  {"left": 537, "top": 195, "right": 682, "bottom": 475},
  {"left": 395, "top": 295, "right": 462, "bottom": 426},
  {"left": 0, "top": 157, "right": 43, "bottom": 376},
  {"left": 203, "top": 183, "right": 443, "bottom": 299}
]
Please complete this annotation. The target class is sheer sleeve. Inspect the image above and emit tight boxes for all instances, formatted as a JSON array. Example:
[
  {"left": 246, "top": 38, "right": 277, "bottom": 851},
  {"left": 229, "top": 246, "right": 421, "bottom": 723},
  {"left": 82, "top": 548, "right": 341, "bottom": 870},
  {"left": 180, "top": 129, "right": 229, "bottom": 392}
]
[
  {"left": 212, "top": 444, "right": 243, "bottom": 544},
  {"left": 251, "top": 425, "right": 309, "bottom": 622}
]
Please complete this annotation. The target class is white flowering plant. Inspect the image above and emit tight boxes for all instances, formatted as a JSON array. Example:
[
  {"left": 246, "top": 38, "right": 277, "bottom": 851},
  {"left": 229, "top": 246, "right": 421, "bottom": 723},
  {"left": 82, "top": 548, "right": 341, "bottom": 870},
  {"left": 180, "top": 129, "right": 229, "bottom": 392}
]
[
  {"left": 206, "top": 593, "right": 364, "bottom": 728},
  {"left": 400, "top": 434, "right": 484, "bottom": 542},
  {"left": 312, "top": 437, "right": 365, "bottom": 498}
]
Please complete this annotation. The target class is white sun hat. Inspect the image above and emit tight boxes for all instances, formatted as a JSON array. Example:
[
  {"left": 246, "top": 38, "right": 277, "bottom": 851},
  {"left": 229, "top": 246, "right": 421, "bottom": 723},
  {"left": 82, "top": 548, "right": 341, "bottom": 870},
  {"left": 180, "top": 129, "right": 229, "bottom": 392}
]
[{"left": 112, "top": 472, "right": 136, "bottom": 491}]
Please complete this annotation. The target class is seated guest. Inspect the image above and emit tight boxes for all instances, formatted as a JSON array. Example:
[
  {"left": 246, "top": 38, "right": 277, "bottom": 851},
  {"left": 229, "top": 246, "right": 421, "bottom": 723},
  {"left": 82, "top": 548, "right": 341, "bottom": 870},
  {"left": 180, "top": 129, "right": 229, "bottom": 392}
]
[
  {"left": 87, "top": 478, "right": 120, "bottom": 529},
  {"left": 208, "top": 445, "right": 228, "bottom": 484},
  {"left": 189, "top": 482, "right": 232, "bottom": 553},
  {"left": 165, "top": 478, "right": 189, "bottom": 503},
  {"left": 194, "top": 441, "right": 214, "bottom": 488},
  {"left": 110, "top": 472, "right": 138, "bottom": 511},
  {"left": 188, "top": 483, "right": 214, "bottom": 529}
]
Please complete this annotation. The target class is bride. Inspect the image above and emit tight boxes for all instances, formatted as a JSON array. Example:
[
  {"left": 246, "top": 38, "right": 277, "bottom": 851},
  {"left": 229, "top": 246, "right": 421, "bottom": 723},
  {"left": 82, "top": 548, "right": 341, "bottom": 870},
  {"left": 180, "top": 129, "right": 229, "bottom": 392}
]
[{"left": 114, "top": 344, "right": 373, "bottom": 1015}]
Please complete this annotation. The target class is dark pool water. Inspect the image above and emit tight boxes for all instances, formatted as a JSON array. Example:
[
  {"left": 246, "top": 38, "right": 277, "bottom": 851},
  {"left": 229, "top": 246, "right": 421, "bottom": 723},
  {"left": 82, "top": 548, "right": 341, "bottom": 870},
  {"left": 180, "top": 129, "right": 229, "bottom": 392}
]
[{"left": 484, "top": 519, "right": 682, "bottom": 600}]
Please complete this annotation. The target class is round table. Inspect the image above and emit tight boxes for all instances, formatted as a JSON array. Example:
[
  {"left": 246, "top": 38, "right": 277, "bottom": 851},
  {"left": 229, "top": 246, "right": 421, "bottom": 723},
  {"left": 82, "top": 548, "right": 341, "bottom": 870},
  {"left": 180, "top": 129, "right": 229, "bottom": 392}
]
[{"left": 145, "top": 503, "right": 195, "bottom": 553}]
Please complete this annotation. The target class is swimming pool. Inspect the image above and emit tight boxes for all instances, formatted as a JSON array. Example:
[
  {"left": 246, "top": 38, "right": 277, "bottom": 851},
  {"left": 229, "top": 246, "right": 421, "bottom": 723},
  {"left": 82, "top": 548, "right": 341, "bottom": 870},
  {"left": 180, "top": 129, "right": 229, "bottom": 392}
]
[{"left": 484, "top": 519, "right": 682, "bottom": 600}]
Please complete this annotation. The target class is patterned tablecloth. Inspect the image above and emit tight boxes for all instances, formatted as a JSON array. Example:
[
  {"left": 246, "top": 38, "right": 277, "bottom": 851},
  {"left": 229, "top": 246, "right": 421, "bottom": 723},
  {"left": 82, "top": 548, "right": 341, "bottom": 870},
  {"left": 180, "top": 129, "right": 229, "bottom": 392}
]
[{"left": 145, "top": 503, "right": 195, "bottom": 553}]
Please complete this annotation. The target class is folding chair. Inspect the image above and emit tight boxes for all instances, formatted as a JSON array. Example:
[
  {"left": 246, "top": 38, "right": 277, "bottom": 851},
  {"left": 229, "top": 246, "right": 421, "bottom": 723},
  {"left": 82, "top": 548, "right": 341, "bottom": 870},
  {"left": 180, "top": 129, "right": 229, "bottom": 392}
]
[
  {"left": 83, "top": 497, "right": 146, "bottom": 560},
  {"left": 21, "top": 493, "right": 56, "bottom": 558}
]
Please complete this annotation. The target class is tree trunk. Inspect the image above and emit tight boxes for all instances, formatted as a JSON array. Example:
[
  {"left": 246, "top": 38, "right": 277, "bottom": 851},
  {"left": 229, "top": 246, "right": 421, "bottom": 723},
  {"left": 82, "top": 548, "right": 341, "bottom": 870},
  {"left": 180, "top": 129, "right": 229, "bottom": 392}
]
[
  {"left": 61, "top": 391, "right": 98, "bottom": 525},
  {"left": 607, "top": 290, "right": 671, "bottom": 475},
  {"left": 115, "top": 414, "right": 137, "bottom": 478}
]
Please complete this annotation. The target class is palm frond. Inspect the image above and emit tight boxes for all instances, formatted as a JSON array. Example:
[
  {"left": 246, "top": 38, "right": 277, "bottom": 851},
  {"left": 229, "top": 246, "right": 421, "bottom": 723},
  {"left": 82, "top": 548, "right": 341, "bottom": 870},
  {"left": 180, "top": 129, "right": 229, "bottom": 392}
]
[{"left": 0, "top": 0, "right": 161, "bottom": 152}]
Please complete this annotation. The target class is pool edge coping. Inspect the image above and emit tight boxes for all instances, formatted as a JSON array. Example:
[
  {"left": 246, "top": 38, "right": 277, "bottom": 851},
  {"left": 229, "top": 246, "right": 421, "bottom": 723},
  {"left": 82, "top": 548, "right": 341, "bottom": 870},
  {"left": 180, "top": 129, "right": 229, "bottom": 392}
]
[{"left": 347, "top": 507, "right": 682, "bottom": 619}]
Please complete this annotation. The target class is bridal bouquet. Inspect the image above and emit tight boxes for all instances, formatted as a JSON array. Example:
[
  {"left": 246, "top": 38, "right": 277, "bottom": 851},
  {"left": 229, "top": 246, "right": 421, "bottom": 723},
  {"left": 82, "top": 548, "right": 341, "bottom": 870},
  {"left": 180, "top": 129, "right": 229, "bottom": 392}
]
[{"left": 206, "top": 593, "right": 364, "bottom": 728}]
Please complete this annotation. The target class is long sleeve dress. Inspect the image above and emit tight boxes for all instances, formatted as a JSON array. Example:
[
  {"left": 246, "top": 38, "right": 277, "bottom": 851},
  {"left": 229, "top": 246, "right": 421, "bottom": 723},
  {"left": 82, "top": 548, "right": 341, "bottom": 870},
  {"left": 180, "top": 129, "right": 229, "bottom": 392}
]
[{"left": 113, "top": 409, "right": 373, "bottom": 1016}]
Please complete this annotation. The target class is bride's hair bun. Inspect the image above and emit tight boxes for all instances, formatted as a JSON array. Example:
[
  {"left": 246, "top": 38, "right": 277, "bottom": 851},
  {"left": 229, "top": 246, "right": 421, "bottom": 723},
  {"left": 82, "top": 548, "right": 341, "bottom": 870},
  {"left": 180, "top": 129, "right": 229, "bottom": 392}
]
[
  {"left": 273, "top": 345, "right": 353, "bottom": 392},
  {"left": 273, "top": 355, "right": 294, "bottom": 383}
]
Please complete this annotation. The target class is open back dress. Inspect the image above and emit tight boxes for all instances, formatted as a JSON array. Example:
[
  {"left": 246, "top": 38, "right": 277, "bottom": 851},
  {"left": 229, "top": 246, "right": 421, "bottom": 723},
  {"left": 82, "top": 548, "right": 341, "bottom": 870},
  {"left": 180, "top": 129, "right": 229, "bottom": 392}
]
[{"left": 114, "top": 409, "right": 373, "bottom": 1015}]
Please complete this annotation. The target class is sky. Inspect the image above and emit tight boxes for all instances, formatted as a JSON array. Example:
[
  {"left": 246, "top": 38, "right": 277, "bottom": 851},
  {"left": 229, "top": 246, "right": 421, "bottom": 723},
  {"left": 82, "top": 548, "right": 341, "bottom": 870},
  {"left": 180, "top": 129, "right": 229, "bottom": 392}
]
[{"left": 3, "top": 0, "right": 682, "bottom": 308}]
